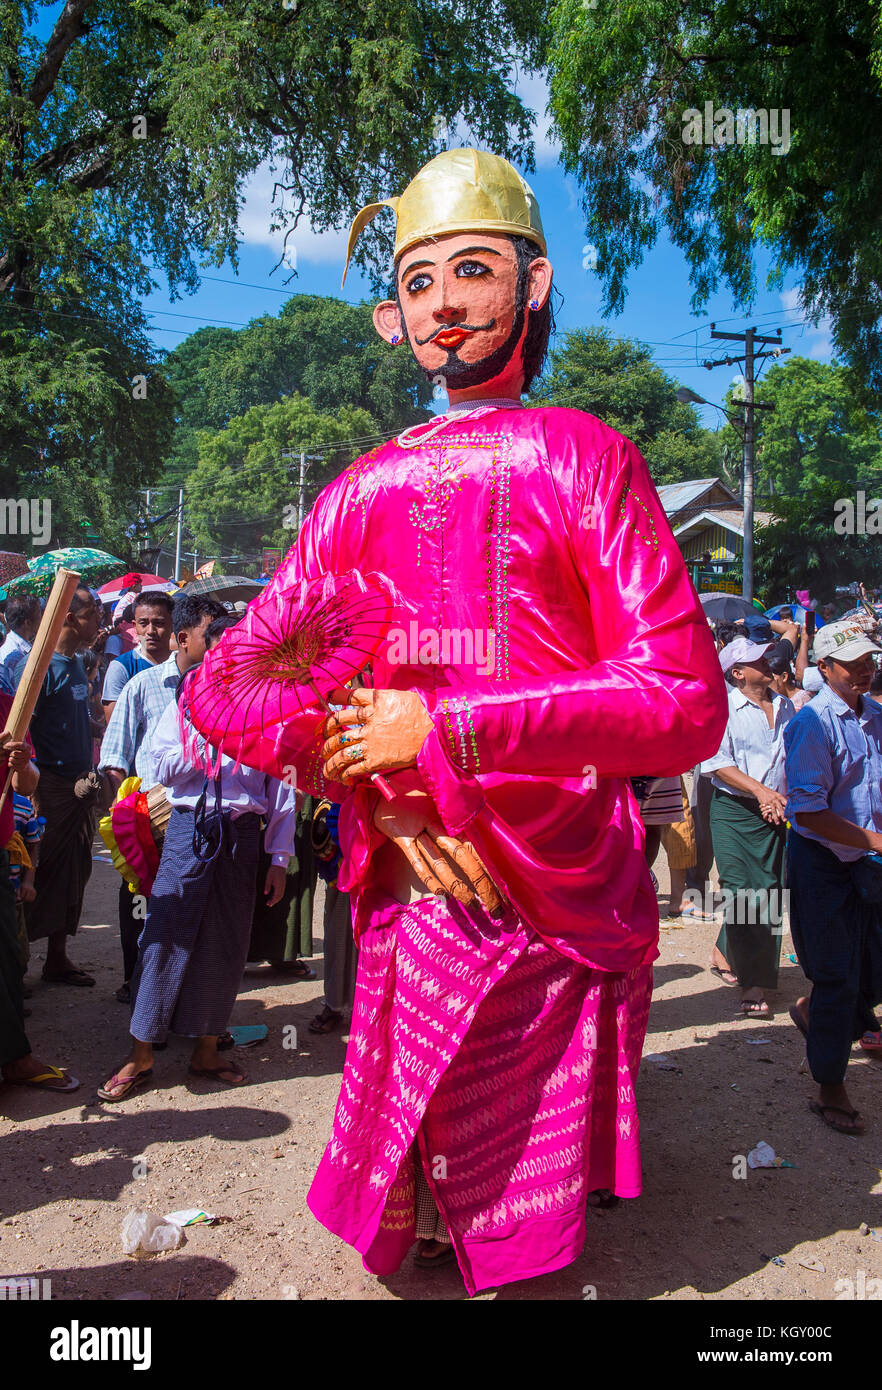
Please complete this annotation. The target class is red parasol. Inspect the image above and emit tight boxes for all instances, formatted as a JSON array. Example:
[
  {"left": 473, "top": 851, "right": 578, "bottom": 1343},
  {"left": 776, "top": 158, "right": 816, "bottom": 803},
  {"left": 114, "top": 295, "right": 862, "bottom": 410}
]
[
  {"left": 181, "top": 569, "right": 400, "bottom": 796},
  {"left": 97, "top": 571, "right": 177, "bottom": 604}
]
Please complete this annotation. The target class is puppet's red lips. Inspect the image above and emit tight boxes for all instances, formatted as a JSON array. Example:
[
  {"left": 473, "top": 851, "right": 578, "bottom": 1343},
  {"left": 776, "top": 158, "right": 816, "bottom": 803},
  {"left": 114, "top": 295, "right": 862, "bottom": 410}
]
[{"left": 433, "top": 328, "right": 470, "bottom": 349}]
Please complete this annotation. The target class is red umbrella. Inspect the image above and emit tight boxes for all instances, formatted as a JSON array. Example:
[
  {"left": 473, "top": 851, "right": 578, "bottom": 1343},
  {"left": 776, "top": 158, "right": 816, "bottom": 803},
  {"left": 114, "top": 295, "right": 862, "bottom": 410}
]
[
  {"left": 181, "top": 569, "right": 399, "bottom": 796},
  {"left": 97, "top": 571, "right": 177, "bottom": 604}
]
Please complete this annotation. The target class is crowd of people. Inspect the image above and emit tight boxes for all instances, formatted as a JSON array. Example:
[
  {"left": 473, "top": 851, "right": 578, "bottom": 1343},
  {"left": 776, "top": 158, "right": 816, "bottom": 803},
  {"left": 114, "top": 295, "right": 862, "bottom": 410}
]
[
  {"left": 0, "top": 579, "right": 357, "bottom": 1101},
  {"left": 0, "top": 570, "right": 880, "bottom": 1246},
  {"left": 638, "top": 596, "right": 882, "bottom": 1136},
  {"left": 1, "top": 564, "right": 880, "bottom": 1270},
  {"left": 3, "top": 144, "right": 882, "bottom": 1295}
]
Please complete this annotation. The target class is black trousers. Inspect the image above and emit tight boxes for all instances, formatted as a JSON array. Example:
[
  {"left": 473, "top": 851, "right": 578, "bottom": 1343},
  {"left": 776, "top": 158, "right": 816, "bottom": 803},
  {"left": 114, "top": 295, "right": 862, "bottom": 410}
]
[
  {"left": 0, "top": 850, "right": 29, "bottom": 1067},
  {"left": 787, "top": 832, "right": 882, "bottom": 1085},
  {"left": 119, "top": 878, "right": 144, "bottom": 984}
]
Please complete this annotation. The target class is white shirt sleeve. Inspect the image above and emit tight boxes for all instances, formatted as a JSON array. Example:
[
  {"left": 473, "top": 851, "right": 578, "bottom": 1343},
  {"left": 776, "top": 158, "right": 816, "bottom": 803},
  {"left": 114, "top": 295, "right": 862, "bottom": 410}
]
[
  {"left": 699, "top": 719, "right": 737, "bottom": 776},
  {"left": 262, "top": 775, "right": 299, "bottom": 864}
]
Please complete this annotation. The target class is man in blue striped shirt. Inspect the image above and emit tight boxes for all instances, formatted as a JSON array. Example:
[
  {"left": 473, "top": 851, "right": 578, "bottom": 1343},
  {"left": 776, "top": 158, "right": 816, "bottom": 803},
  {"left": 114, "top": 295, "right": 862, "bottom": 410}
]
[{"left": 785, "top": 619, "right": 882, "bottom": 1136}]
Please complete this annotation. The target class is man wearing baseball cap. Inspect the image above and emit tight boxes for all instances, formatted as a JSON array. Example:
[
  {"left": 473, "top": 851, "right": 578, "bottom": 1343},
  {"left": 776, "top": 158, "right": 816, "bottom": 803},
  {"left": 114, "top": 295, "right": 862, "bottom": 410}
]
[
  {"left": 785, "top": 619, "right": 882, "bottom": 1135},
  {"left": 700, "top": 638, "right": 797, "bottom": 1016}
]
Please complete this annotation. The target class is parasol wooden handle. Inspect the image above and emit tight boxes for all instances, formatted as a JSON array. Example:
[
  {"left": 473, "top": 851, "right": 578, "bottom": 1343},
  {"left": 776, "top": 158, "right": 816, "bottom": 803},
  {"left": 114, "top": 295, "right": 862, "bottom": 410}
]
[{"left": 0, "top": 567, "right": 81, "bottom": 815}]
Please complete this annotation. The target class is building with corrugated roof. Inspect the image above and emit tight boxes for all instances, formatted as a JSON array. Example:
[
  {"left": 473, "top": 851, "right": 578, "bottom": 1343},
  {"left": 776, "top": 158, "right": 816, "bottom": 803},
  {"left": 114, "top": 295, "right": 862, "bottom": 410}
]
[{"left": 657, "top": 478, "right": 770, "bottom": 588}]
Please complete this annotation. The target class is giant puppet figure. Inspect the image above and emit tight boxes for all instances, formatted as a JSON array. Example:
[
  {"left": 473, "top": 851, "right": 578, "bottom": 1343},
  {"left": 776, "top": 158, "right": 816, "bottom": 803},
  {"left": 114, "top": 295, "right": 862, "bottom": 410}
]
[{"left": 204, "top": 150, "right": 728, "bottom": 1293}]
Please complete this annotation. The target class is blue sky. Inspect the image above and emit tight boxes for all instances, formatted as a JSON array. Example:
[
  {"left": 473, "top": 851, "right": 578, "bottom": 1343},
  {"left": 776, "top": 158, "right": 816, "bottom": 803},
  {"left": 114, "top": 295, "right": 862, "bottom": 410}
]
[
  {"left": 28, "top": 6, "right": 832, "bottom": 432},
  {"left": 142, "top": 77, "right": 832, "bottom": 433}
]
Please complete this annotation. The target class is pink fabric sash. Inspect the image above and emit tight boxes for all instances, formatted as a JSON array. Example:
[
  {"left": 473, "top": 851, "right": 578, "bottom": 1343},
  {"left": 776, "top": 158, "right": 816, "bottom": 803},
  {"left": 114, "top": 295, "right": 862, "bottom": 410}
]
[{"left": 308, "top": 893, "right": 652, "bottom": 1295}]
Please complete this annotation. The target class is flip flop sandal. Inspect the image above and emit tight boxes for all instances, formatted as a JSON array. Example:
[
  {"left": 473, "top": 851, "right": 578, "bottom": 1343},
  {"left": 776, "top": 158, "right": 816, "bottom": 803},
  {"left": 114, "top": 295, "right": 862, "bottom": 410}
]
[
  {"left": 42, "top": 967, "right": 95, "bottom": 987},
  {"left": 737, "top": 1000, "right": 771, "bottom": 1017},
  {"left": 309, "top": 1006, "right": 344, "bottom": 1034},
  {"left": 97, "top": 1067, "right": 153, "bottom": 1103},
  {"left": 859, "top": 1031, "right": 882, "bottom": 1054},
  {"left": 789, "top": 1005, "right": 809, "bottom": 1040},
  {"left": 809, "top": 1100, "right": 865, "bottom": 1135},
  {"left": 9, "top": 1065, "right": 80, "bottom": 1093},
  {"left": 710, "top": 966, "right": 739, "bottom": 987},
  {"left": 271, "top": 960, "right": 317, "bottom": 980},
  {"left": 188, "top": 1064, "right": 247, "bottom": 1087},
  {"left": 413, "top": 1244, "right": 457, "bottom": 1269}
]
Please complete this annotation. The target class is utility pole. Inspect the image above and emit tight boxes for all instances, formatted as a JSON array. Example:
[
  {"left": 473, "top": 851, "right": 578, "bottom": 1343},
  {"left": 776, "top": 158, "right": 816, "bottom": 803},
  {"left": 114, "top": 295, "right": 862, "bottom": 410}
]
[
  {"left": 704, "top": 326, "right": 789, "bottom": 602},
  {"left": 174, "top": 489, "right": 183, "bottom": 582},
  {"left": 282, "top": 448, "right": 324, "bottom": 534}
]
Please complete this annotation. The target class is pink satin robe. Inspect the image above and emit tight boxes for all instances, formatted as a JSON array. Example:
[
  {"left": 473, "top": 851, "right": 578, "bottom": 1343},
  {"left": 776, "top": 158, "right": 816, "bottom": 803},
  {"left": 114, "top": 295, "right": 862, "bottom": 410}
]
[{"left": 265, "top": 403, "right": 728, "bottom": 971}]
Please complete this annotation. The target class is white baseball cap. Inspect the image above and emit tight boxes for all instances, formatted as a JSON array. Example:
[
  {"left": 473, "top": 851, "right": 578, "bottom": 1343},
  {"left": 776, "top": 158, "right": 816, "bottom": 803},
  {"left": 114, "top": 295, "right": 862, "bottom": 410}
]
[
  {"left": 719, "top": 637, "right": 774, "bottom": 673},
  {"left": 814, "top": 619, "right": 882, "bottom": 664},
  {"left": 801, "top": 666, "right": 824, "bottom": 693}
]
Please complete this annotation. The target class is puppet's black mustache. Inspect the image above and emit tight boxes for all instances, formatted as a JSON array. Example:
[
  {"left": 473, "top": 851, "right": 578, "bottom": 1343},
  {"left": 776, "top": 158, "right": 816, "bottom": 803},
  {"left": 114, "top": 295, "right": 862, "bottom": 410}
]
[{"left": 415, "top": 319, "right": 496, "bottom": 346}]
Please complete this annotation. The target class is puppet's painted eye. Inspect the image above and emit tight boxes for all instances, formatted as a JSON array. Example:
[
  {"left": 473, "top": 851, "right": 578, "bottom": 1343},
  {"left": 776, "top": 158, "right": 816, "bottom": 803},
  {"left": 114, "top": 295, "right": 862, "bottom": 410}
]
[{"left": 406, "top": 272, "right": 432, "bottom": 293}]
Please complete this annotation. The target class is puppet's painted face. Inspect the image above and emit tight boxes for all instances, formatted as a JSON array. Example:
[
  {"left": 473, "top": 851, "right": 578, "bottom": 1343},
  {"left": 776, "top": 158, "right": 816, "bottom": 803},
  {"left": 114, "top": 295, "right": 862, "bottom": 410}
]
[{"left": 372, "top": 231, "right": 551, "bottom": 396}]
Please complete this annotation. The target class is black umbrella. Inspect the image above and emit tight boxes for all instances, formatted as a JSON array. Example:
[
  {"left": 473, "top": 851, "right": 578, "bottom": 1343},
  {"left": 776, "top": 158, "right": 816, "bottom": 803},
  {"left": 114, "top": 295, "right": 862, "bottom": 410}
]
[
  {"left": 180, "top": 575, "right": 263, "bottom": 604},
  {"left": 699, "top": 592, "right": 754, "bottom": 623}
]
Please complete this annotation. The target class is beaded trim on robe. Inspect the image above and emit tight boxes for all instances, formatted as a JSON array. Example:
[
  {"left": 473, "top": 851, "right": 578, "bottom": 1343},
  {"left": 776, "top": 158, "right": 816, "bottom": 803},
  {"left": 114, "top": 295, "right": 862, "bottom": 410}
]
[
  {"left": 406, "top": 431, "right": 514, "bottom": 692},
  {"left": 440, "top": 694, "right": 480, "bottom": 775}
]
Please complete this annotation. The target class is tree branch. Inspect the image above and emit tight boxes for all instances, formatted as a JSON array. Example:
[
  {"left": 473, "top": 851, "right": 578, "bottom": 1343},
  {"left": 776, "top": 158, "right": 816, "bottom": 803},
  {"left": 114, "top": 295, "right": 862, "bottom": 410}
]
[{"left": 28, "top": 0, "right": 98, "bottom": 111}]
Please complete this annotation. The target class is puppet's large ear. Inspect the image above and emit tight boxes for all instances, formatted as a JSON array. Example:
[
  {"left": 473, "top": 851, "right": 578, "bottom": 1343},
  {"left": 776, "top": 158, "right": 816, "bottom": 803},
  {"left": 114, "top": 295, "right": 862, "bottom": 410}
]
[{"left": 341, "top": 200, "right": 399, "bottom": 287}]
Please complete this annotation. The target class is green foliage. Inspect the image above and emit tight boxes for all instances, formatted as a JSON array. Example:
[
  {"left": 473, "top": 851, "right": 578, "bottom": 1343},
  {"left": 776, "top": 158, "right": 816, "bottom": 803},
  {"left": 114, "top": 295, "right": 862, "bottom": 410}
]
[
  {"left": 1, "top": 0, "right": 541, "bottom": 547},
  {"left": 185, "top": 393, "right": 377, "bottom": 562},
  {"left": 716, "top": 357, "right": 882, "bottom": 501},
  {"left": 0, "top": 311, "right": 173, "bottom": 553},
  {"left": 754, "top": 479, "right": 882, "bottom": 598},
  {"left": 530, "top": 326, "right": 724, "bottom": 483},
  {"left": 162, "top": 296, "right": 432, "bottom": 489},
  {"left": 547, "top": 0, "right": 882, "bottom": 398}
]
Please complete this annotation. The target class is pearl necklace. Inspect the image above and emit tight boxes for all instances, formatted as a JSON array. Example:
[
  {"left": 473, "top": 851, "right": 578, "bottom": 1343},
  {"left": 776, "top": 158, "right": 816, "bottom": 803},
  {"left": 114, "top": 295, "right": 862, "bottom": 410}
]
[{"left": 396, "top": 397, "right": 524, "bottom": 450}]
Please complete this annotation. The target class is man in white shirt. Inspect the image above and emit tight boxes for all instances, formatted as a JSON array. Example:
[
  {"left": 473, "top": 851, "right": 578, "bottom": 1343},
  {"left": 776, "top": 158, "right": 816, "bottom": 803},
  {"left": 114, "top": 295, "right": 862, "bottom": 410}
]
[
  {"left": 98, "top": 594, "right": 224, "bottom": 1001},
  {"left": 0, "top": 596, "right": 40, "bottom": 680},
  {"left": 98, "top": 678, "right": 297, "bottom": 1102},
  {"left": 701, "top": 637, "right": 796, "bottom": 1017},
  {"left": 101, "top": 592, "right": 174, "bottom": 722}
]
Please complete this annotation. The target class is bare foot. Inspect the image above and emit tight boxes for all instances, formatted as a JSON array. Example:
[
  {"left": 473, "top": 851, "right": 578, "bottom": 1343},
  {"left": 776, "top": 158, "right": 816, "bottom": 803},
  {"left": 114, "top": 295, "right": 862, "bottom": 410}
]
[
  {"left": 792, "top": 995, "right": 810, "bottom": 1034},
  {"left": 709, "top": 946, "right": 738, "bottom": 986},
  {"left": 416, "top": 1239, "right": 449, "bottom": 1260}
]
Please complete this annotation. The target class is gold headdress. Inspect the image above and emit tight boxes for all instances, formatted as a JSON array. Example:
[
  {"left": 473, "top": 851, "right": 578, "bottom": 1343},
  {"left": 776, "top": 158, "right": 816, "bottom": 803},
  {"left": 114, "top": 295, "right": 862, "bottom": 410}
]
[{"left": 341, "top": 148, "right": 545, "bottom": 287}]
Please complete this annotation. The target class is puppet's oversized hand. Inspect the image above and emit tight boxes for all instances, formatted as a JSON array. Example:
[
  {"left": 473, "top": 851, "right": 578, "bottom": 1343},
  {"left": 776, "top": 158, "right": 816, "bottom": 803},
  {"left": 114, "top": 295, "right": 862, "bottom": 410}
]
[
  {"left": 371, "top": 788, "right": 504, "bottom": 914},
  {"left": 322, "top": 688, "right": 433, "bottom": 786}
]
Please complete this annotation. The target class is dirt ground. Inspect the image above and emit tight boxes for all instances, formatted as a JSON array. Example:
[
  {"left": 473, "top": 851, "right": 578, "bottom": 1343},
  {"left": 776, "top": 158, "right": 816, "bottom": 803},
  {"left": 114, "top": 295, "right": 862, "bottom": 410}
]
[{"left": 2, "top": 828, "right": 881, "bottom": 1303}]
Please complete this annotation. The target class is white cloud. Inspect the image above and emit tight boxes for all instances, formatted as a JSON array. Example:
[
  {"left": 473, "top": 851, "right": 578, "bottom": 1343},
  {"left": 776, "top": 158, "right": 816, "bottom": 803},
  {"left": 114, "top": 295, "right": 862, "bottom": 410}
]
[
  {"left": 237, "top": 69, "right": 561, "bottom": 265},
  {"left": 778, "top": 288, "right": 834, "bottom": 360},
  {"left": 237, "top": 162, "right": 349, "bottom": 264},
  {"left": 511, "top": 69, "right": 560, "bottom": 168}
]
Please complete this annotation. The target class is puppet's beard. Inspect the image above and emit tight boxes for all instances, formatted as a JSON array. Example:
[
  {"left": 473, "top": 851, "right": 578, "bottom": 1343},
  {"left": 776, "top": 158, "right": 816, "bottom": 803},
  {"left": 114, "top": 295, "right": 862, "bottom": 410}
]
[{"left": 420, "top": 302, "right": 527, "bottom": 391}]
